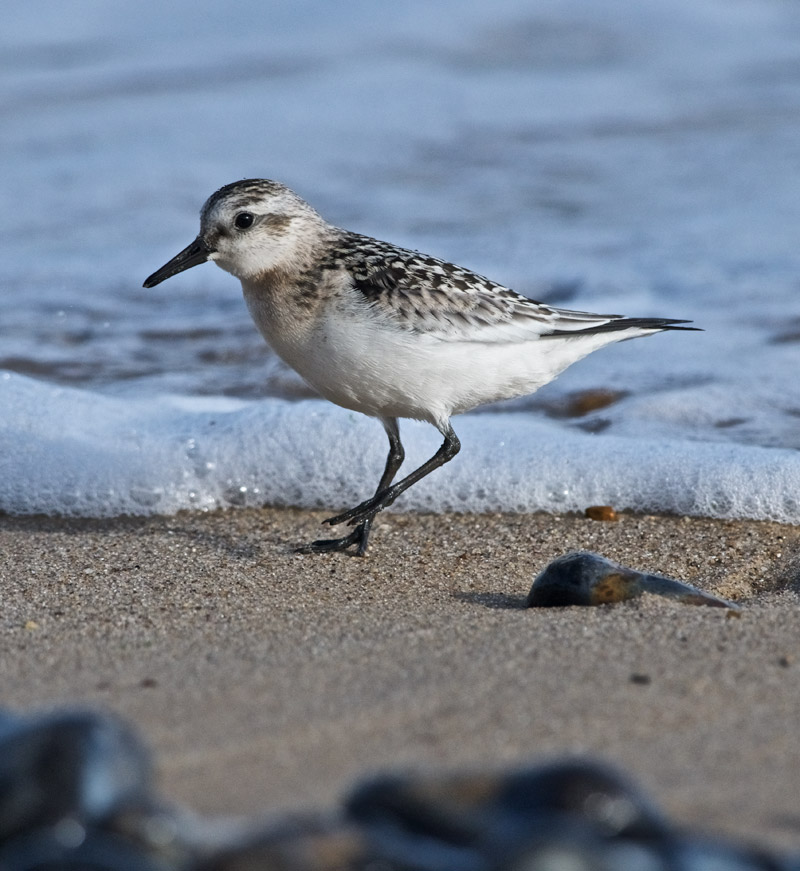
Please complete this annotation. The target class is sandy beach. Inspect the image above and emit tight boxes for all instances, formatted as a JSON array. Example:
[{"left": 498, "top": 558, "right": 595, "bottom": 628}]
[{"left": 1, "top": 508, "right": 799, "bottom": 854}]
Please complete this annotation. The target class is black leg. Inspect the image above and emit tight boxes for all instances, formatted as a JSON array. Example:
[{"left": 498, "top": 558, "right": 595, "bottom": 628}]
[
  {"left": 352, "top": 418, "right": 405, "bottom": 555},
  {"left": 295, "top": 418, "right": 405, "bottom": 556},
  {"left": 324, "top": 422, "right": 460, "bottom": 529},
  {"left": 372, "top": 418, "right": 406, "bottom": 493}
]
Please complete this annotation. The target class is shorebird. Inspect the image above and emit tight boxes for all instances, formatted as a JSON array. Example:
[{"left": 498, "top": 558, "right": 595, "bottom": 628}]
[{"left": 144, "top": 179, "right": 697, "bottom": 556}]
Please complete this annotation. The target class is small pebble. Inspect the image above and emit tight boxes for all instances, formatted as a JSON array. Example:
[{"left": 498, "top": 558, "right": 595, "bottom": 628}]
[
  {"left": 585, "top": 505, "right": 618, "bottom": 521},
  {"left": 549, "top": 388, "right": 627, "bottom": 418}
]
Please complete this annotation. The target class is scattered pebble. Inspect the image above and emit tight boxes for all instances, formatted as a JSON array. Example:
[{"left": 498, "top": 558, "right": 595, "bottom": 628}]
[
  {"left": 543, "top": 388, "right": 628, "bottom": 418},
  {"left": 585, "top": 505, "right": 618, "bottom": 521},
  {"left": 0, "top": 708, "right": 791, "bottom": 869},
  {"left": 526, "top": 551, "right": 739, "bottom": 610}
]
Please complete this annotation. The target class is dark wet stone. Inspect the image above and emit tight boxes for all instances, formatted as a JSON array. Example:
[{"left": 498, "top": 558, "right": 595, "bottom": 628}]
[
  {"left": 0, "top": 708, "right": 796, "bottom": 870},
  {"left": 495, "top": 759, "right": 669, "bottom": 840},
  {"left": 0, "top": 827, "right": 164, "bottom": 871},
  {"left": 526, "top": 551, "right": 641, "bottom": 607},
  {"left": 526, "top": 551, "right": 738, "bottom": 610},
  {"left": 0, "top": 710, "right": 152, "bottom": 843},
  {"left": 668, "top": 838, "right": 795, "bottom": 871},
  {"left": 195, "top": 821, "right": 371, "bottom": 871},
  {"left": 345, "top": 760, "right": 671, "bottom": 870}
]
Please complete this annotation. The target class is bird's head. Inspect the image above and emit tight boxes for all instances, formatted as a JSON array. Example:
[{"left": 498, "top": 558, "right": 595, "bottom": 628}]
[{"left": 143, "top": 179, "right": 328, "bottom": 287}]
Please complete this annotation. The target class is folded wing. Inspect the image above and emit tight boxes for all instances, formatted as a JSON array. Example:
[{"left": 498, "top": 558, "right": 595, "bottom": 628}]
[{"left": 338, "top": 233, "right": 695, "bottom": 343}]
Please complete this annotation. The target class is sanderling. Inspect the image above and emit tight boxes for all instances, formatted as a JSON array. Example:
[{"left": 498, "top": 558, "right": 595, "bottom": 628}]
[{"left": 144, "top": 179, "right": 698, "bottom": 556}]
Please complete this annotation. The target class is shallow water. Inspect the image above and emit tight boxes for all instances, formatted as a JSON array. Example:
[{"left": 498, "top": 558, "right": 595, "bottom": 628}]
[{"left": 2, "top": 0, "right": 800, "bottom": 519}]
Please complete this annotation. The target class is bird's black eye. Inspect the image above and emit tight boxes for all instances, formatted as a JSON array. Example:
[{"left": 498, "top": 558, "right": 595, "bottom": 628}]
[{"left": 234, "top": 212, "right": 254, "bottom": 230}]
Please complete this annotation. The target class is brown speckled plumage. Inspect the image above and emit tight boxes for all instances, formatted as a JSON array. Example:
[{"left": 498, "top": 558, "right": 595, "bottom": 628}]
[{"left": 313, "top": 230, "right": 693, "bottom": 340}]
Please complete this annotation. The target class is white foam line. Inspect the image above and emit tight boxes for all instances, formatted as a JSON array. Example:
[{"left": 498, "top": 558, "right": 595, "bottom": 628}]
[{"left": 1, "top": 374, "right": 798, "bottom": 522}]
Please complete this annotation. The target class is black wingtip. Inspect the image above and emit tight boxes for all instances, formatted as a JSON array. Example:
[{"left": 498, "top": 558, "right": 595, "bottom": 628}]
[
  {"left": 550, "top": 317, "right": 702, "bottom": 337},
  {"left": 655, "top": 319, "right": 703, "bottom": 332}
]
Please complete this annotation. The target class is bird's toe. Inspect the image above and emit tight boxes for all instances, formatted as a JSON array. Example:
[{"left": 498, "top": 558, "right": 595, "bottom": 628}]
[{"left": 294, "top": 525, "right": 368, "bottom": 556}]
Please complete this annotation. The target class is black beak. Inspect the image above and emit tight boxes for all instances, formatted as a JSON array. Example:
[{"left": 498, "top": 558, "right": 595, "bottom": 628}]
[{"left": 143, "top": 237, "right": 213, "bottom": 288}]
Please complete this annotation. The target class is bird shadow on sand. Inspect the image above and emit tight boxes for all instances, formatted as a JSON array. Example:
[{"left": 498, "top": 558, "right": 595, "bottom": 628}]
[
  {"left": 163, "top": 523, "right": 262, "bottom": 560},
  {"left": 0, "top": 514, "right": 261, "bottom": 560},
  {"left": 452, "top": 591, "right": 528, "bottom": 610}
]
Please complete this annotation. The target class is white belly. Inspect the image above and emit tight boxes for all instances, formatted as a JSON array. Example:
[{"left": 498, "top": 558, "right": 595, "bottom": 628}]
[
  {"left": 244, "top": 282, "right": 629, "bottom": 427},
  {"left": 286, "top": 317, "right": 619, "bottom": 428}
]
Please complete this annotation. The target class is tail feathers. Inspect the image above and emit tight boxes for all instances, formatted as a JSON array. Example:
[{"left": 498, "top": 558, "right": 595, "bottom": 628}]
[{"left": 550, "top": 317, "right": 701, "bottom": 337}]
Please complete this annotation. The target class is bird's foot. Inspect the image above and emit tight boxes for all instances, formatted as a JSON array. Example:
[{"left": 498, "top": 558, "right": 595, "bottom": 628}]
[{"left": 294, "top": 522, "right": 370, "bottom": 557}]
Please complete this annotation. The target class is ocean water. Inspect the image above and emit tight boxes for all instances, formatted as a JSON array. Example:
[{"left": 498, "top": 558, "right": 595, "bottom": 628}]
[{"left": 2, "top": 0, "right": 800, "bottom": 521}]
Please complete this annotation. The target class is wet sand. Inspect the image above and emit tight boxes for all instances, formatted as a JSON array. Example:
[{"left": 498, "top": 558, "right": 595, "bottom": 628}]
[{"left": 1, "top": 508, "right": 799, "bottom": 853}]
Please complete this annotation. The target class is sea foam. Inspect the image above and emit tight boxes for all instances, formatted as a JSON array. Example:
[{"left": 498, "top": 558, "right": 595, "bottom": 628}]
[{"left": 2, "top": 372, "right": 798, "bottom": 523}]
